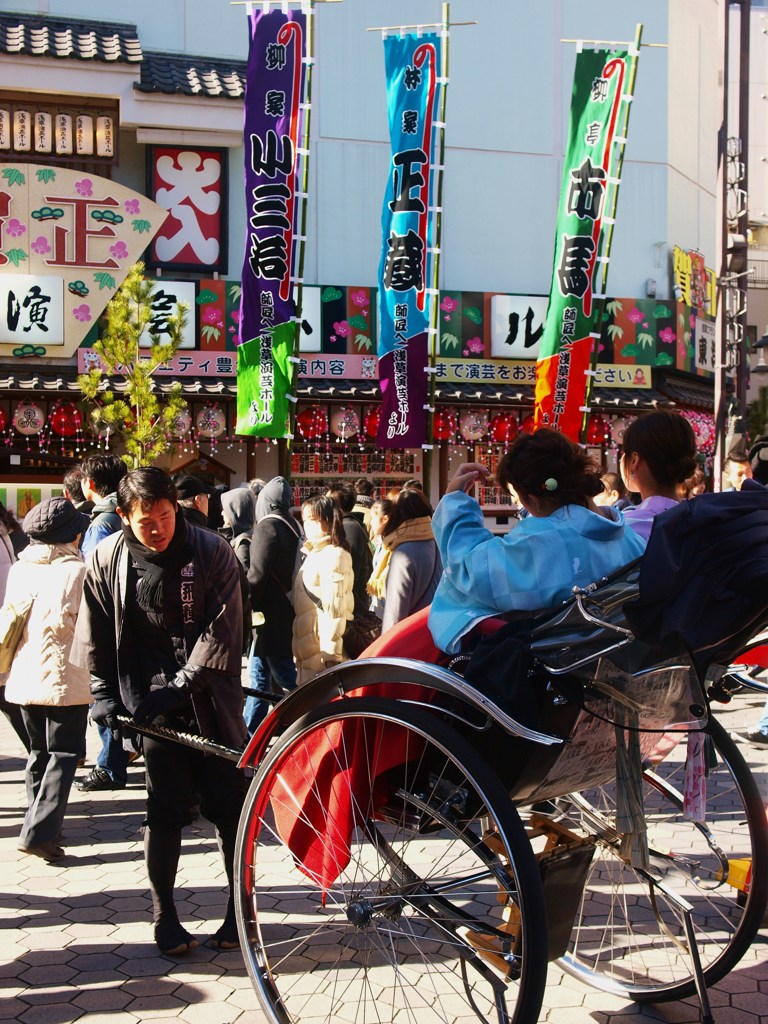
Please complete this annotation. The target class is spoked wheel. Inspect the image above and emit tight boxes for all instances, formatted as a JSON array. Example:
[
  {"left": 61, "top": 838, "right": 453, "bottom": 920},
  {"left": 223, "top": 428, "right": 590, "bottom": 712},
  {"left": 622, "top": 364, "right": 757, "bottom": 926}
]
[
  {"left": 545, "top": 717, "right": 768, "bottom": 1001},
  {"left": 235, "top": 696, "right": 548, "bottom": 1024}
]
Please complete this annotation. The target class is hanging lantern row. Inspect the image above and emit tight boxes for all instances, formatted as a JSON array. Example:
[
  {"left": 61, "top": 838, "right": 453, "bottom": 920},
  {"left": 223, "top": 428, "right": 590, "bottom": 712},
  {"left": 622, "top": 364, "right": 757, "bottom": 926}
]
[{"left": 295, "top": 404, "right": 623, "bottom": 447}]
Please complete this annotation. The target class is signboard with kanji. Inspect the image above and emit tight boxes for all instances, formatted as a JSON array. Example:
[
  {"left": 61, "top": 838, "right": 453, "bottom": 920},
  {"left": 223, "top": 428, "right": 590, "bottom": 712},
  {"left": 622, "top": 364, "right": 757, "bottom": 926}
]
[
  {"left": 148, "top": 146, "right": 228, "bottom": 274},
  {"left": 0, "top": 163, "right": 167, "bottom": 357}
]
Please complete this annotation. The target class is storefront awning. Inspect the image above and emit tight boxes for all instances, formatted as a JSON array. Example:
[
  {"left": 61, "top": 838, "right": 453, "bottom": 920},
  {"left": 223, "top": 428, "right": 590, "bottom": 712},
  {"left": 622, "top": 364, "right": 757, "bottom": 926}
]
[{"left": 0, "top": 372, "right": 676, "bottom": 412}]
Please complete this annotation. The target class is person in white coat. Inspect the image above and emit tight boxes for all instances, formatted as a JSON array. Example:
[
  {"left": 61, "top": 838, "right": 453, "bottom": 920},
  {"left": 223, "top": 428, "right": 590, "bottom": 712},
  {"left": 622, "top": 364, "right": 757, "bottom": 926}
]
[
  {"left": 0, "top": 501, "right": 29, "bottom": 751},
  {"left": 5, "top": 498, "right": 91, "bottom": 863},
  {"left": 292, "top": 495, "right": 354, "bottom": 685}
]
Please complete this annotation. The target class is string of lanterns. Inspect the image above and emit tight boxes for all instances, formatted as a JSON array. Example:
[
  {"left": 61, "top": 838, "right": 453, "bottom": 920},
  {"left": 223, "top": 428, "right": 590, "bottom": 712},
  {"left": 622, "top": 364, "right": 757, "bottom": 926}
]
[{"left": 0, "top": 399, "right": 718, "bottom": 458}]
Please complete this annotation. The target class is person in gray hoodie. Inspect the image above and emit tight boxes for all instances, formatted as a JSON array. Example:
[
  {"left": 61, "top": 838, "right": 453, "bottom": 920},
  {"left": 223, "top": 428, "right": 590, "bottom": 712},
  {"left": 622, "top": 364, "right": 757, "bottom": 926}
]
[
  {"left": 220, "top": 488, "right": 256, "bottom": 573},
  {"left": 245, "top": 477, "right": 302, "bottom": 732}
]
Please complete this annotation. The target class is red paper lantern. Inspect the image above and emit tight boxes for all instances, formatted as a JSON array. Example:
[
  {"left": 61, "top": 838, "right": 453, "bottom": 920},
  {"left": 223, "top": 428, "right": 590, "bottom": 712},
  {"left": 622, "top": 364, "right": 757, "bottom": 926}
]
[
  {"left": 0, "top": 408, "right": 6, "bottom": 433},
  {"left": 587, "top": 413, "right": 612, "bottom": 446},
  {"left": 489, "top": 413, "right": 518, "bottom": 445},
  {"left": 520, "top": 414, "right": 535, "bottom": 434},
  {"left": 297, "top": 405, "right": 328, "bottom": 439},
  {"left": 364, "top": 407, "right": 380, "bottom": 439},
  {"left": 433, "top": 409, "right": 456, "bottom": 441},
  {"left": 50, "top": 402, "right": 82, "bottom": 437}
]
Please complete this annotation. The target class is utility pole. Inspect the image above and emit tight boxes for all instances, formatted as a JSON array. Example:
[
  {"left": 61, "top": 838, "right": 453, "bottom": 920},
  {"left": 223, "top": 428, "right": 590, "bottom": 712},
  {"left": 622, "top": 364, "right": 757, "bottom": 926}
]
[{"left": 716, "top": 0, "right": 751, "bottom": 487}]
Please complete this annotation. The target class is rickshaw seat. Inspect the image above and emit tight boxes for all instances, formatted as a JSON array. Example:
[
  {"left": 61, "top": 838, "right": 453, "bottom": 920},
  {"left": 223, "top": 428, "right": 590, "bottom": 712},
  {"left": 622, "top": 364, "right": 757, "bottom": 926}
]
[{"left": 360, "top": 605, "right": 508, "bottom": 663}]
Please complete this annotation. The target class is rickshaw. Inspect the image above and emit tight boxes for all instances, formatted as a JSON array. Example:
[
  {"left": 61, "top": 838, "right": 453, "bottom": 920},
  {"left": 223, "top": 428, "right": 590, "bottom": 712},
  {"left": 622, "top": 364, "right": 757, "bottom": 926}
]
[
  {"left": 130, "top": 493, "right": 768, "bottom": 1024},
  {"left": 229, "top": 556, "right": 768, "bottom": 1024}
]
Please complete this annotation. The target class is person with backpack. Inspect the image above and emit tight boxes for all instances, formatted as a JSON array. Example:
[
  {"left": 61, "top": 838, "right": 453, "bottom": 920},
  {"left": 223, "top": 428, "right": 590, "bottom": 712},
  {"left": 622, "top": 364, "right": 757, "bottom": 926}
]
[
  {"left": 220, "top": 488, "right": 255, "bottom": 573},
  {"left": 245, "top": 477, "right": 303, "bottom": 732}
]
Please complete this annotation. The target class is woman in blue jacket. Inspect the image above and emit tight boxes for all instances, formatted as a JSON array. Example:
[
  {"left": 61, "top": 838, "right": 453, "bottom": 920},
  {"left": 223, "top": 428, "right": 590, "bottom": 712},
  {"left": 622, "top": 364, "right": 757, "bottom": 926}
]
[{"left": 429, "top": 428, "right": 647, "bottom": 654}]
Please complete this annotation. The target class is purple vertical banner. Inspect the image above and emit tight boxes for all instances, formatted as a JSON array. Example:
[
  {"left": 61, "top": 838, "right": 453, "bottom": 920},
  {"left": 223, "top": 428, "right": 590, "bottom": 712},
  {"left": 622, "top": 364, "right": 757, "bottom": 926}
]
[
  {"left": 237, "top": 7, "right": 306, "bottom": 437},
  {"left": 377, "top": 34, "right": 442, "bottom": 449}
]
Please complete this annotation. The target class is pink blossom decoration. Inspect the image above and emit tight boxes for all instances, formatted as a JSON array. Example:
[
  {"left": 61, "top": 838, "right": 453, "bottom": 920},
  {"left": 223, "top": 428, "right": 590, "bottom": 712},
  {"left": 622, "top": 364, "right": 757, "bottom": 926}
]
[
  {"left": 109, "top": 241, "right": 128, "bottom": 260},
  {"left": 31, "top": 235, "right": 51, "bottom": 255},
  {"left": 658, "top": 327, "right": 676, "bottom": 344},
  {"left": 689, "top": 314, "right": 696, "bottom": 329},
  {"left": 230, "top": 310, "right": 241, "bottom": 325},
  {"left": 627, "top": 307, "right": 644, "bottom": 324},
  {"left": 203, "top": 307, "right": 221, "bottom": 325},
  {"left": 465, "top": 336, "right": 484, "bottom": 354},
  {"left": 74, "top": 178, "right": 93, "bottom": 197},
  {"left": 73, "top": 304, "right": 92, "bottom": 323},
  {"left": 350, "top": 289, "right": 368, "bottom": 308},
  {"left": 124, "top": 198, "right": 141, "bottom": 215},
  {"left": 642, "top": 322, "right": 649, "bottom": 329},
  {"left": 333, "top": 320, "right": 351, "bottom": 337},
  {"left": 441, "top": 296, "right": 458, "bottom": 314},
  {"left": 6, "top": 218, "right": 26, "bottom": 238}
]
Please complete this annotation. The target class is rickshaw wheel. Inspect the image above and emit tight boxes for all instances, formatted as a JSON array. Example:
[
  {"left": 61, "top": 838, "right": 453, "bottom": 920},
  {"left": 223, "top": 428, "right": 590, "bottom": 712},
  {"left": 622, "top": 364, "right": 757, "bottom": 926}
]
[
  {"left": 235, "top": 696, "right": 548, "bottom": 1024},
  {"left": 550, "top": 717, "right": 768, "bottom": 1001}
]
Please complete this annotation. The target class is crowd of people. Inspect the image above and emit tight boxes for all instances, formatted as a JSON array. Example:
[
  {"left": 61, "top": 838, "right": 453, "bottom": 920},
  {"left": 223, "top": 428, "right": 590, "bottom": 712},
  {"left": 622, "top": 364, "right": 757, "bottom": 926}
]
[{"left": 1, "top": 408, "right": 766, "bottom": 956}]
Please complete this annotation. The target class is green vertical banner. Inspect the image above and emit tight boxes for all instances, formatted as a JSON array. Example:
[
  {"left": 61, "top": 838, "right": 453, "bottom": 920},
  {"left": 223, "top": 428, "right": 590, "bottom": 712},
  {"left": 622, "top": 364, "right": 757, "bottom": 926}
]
[{"left": 534, "top": 47, "right": 635, "bottom": 440}]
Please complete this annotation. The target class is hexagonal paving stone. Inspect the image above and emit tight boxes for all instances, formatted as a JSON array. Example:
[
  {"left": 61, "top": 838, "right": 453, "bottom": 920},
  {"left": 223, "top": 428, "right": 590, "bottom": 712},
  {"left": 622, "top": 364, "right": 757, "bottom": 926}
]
[
  {"left": 122, "top": 976, "right": 181, "bottom": 998},
  {"left": 66, "top": 952, "right": 125, "bottom": 973},
  {"left": 123, "top": 995, "right": 187, "bottom": 1015},
  {"left": 18, "top": 949, "right": 75, "bottom": 966},
  {"left": 64, "top": 906, "right": 115, "bottom": 923},
  {"left": 19, "top": 1004, "right": 84, "bottom": 1024},
  {"left": 73, "top": 988, "right": 133, "bottom": 1012},
  {"left": 178, "top": 1001, "right": 241, "bottom": 1024},
  {"left": 0, "top": 998, "right": 33, "bottom": 1021},
  {"left": 105, "top": 897, "right": 148, "bottom": 913},
  {"left": 19, "top": 964, "right": 77, "bottom": 986}
]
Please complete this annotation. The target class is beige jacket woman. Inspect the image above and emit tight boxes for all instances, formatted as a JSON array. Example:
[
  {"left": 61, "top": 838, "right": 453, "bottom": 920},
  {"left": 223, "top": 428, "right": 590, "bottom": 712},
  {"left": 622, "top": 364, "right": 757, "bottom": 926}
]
[
  {"left": 292, "top": 535, "right": 354, "bottom": 685},
  {"left": 4, "top": 542, "right": 90, "bottom": 707}
]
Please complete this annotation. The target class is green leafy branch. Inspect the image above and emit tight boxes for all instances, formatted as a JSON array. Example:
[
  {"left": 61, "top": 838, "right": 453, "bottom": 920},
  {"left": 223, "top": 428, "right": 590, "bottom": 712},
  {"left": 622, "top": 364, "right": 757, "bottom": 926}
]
[{"left": 78, "top": 261, "right": 189, "bottom": 469}]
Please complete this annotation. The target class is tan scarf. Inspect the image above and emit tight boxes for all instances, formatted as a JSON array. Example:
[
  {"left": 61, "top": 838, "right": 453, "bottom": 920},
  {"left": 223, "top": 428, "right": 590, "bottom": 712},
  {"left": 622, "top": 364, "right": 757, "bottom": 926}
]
[
  {"left": 366, "top": 544, "right": 391, "bottom": 599},
  {"left": 383, "top": 516, "right": 435, "bottom": 552}
]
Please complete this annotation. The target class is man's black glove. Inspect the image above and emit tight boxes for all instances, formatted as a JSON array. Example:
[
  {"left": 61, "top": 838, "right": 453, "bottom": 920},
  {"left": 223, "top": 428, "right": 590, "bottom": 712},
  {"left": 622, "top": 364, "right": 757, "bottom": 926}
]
[
  {"left": 90, "top": 698, "right": 125, "bottom": 741},
  {"left": 133, "top": 685, "right": 188, "bottom": 726}
]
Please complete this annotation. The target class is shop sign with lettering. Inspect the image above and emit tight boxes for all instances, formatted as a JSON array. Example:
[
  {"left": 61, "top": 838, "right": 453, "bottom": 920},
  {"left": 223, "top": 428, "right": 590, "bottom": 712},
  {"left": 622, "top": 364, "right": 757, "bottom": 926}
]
[{"left": 0, "top": 163, "right": 167, "bottom": 356}]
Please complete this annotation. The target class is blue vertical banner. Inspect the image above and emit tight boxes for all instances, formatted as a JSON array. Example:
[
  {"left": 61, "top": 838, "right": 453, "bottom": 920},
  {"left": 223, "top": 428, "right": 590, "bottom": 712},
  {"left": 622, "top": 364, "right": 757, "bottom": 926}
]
[
  {"left": 377, "top": 34, "right": 442, "bottom": 449},
  {"left": 237, "top": 7, "right": 307, "bottom": 438}
]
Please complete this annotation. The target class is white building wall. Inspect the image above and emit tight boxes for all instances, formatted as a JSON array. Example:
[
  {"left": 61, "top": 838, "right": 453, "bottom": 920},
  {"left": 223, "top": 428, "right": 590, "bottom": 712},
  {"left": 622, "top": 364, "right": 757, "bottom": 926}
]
[{"left": 4, "top": 0, "right": 723, "bottom": 300}]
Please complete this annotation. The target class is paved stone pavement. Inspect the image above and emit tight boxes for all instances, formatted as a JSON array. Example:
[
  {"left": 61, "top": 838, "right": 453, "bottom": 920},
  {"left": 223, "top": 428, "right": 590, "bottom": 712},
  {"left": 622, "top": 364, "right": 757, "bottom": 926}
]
[{"left": 1, "top": 689, "right": 766, "bottom": 1024}]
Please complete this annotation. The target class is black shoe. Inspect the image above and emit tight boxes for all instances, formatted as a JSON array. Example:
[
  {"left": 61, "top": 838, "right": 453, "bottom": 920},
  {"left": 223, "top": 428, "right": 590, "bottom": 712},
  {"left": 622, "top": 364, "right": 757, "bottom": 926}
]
[
  {"left": 739, "top": 730, "right": 768, "bottom": 747},
  {"left": 154, "top": 915, "right": 199, "bottom": 955},
  {"left": 18, "top": 840, "right": 65, "bottom": 863},
  {"left": 76, "top": 767, "right": 126, "bottom": 792}
]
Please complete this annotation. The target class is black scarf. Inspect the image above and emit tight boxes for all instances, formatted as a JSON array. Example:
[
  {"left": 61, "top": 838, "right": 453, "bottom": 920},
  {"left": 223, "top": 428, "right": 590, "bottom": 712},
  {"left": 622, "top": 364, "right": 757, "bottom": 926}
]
[{"left": 122, "top": 512, "right": 194, "bottom": 613}]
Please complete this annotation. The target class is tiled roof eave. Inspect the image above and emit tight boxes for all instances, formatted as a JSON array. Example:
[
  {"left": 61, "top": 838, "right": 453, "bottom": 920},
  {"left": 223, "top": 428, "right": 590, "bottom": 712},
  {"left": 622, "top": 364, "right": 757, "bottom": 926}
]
[{"left": 0, "top": 13, "right": 142, "bottom": 64}]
